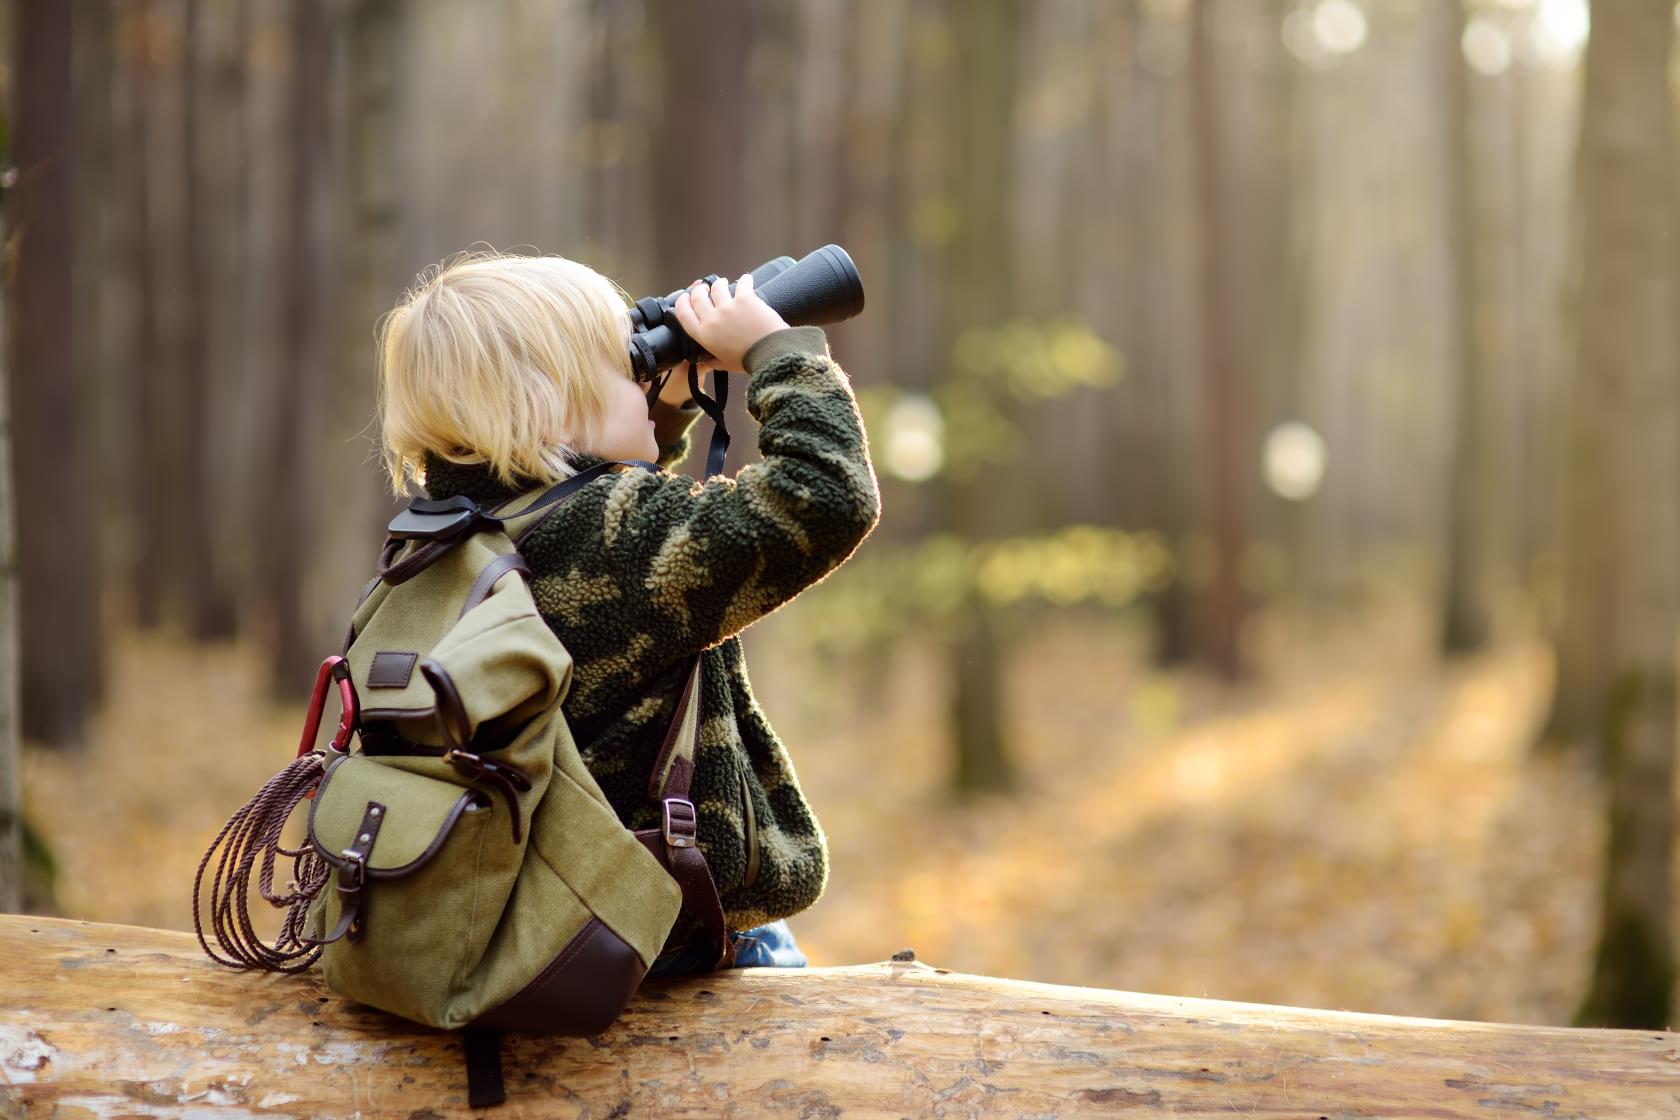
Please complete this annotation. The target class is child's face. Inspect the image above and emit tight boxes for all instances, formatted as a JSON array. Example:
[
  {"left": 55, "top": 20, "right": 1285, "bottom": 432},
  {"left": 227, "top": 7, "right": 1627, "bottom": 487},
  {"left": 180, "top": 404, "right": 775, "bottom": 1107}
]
[{"left": 584, "top": 362, "right": 659, "bottom": 463}]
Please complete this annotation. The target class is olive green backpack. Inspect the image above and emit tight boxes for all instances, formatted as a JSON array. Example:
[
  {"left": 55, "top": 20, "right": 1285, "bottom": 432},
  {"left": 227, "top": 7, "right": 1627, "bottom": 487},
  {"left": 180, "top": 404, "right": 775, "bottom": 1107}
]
[{"left": 193, "top": 461, "right": 733, "bottom": 1108}]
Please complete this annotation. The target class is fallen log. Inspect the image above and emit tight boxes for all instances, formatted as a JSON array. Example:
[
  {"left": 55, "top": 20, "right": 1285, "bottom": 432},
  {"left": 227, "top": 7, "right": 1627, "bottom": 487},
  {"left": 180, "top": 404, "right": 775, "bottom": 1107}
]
[{"left": 1, "top": 915, "right": 1675, "bottom": 1118}]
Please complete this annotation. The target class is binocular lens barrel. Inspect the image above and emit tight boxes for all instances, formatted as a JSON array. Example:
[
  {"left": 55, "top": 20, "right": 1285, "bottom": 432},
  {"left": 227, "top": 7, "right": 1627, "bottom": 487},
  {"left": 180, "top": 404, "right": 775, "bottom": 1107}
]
[{"left": 628, "top": 244, "right": 865, "bottom": 380}]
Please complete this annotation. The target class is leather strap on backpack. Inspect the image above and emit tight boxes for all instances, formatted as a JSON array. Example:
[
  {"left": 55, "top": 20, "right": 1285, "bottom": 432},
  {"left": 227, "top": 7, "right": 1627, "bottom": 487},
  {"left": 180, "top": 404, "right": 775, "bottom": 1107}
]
[
  {"left": 463, "top": 1029, "right": 507, "bottom": 1109},
  {"left": 491, "top": 459, "right": 661, "bottom": 546},
  {"left": 349, "top": 460, "right": 658, "bottom": 650},
  {"left": 634, "top": 656, "right": 734, "bottom": 969}
]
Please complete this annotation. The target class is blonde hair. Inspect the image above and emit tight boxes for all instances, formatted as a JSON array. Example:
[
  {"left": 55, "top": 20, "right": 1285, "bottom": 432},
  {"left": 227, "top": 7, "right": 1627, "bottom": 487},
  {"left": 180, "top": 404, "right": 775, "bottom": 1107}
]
[{"left": 376, "top": 248, "right": 635, "bottom": 497}]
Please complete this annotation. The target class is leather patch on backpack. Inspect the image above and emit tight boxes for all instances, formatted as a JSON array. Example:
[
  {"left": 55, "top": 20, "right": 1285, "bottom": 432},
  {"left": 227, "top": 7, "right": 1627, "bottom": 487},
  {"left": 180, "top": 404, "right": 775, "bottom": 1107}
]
[{"left": 368, "top": 651, "right": 418, "bottom": 688}]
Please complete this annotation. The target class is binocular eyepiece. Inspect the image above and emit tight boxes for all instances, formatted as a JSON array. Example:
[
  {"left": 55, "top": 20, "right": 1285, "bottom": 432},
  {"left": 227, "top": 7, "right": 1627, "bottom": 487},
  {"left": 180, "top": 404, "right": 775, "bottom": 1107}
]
[{"left": 627, "top": 244, "right": 865, "bottom": 381}]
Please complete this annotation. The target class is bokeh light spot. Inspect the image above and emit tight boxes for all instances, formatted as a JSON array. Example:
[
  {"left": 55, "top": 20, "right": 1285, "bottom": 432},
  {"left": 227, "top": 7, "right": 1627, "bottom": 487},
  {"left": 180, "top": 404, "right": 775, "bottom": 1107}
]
[
  {"left": 1463, "top": 16, "right": 1513, "bottom": 76},
  {"left": 883, "top": 393, "right": 945, "bottom": 483},
  {"left": 1312, "top": 0, "right": 1369, "bottom": 57},
  {"left": 1530, "top": 0, "right": 1588, "bottom": 70},
  {"left": 1264, "top": 421, "right": 1329, "bottom": 502}
]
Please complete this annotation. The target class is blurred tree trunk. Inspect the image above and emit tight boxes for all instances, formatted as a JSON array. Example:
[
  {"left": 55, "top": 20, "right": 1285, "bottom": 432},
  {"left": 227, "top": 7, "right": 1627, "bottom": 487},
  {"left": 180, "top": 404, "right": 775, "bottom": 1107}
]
[
  {"left": 1504, "top": 47, "right": 1543, "bottom": 595},
  {"left": 177, "top": 0, "right": 241, "bottom": 639},
  {"left": 1127, "top": 6, "right": 1197, "bottom": 666},
  {"left": 199, "top": 0, "right": 251, "bottom": 635},
  {"left": 879, "top": 0, "right": 951, "bottom": 547},
  {"left": 145, "top": 0, "right": 193, "bottom": 633},
  {"left": 1540, "top": 51, "right": 1612, "bottom": 754},
  {"left": 264, "top": 0, "right": 331, "bottom": 700},
  {"left": 789, "top": 0, "right": 852, "bottom": 270},
  {"left": 179, "top": 0, "right": 233, "bottom": 640},
  {"left": 1438, "top": 0, "right": 1492, "bottom": 656},
  {"left": 1189, "top": 0, "right": 1245, "bottom": 680},
  {"left": 72, "top": 0, "right": 114, "bottom": 663},
  {"left": 649, "top": 0, "right": 751, "bottom": 479},
  {"left": 1567, "top": 0, "right": 1678, "bottom": 1031},
  {"left": 1223, "top": 0, "right": 1295, "bottom": 609},
  {"left": 1256, "top": 1, "right": 1312, "bottom": 610},
  {"left": 1046, "top": 0, "right": 1130, "bottom": 531},
  {"left": 0, "top": 86, "right": 19, "bottom": 910},
  {"left": 584, "top": 0, "right": 633, "bottom": 277},
  {"left": 833, "top": 0, "right": 899, "bottom": 383},
  {"left": 317, "top": 0, "right": 407, "bottom": 656},
  {"left": 587, "top": 0, "right": 662, "bottom": 289},
  {"left": 946, "top": 0, "right": 1018, "bottom": 795},
  {"left": 1013, "top": 0, "right": 1101, "bottom": 533},
  {"left": 124, "top": 0, "right": 167, "bottom": 633},
  {"left": 9, "top": 0, "right": 102, "bottom": 746},
  {"left": 1084, "top": 1, "right": 1141, "bottom": 533}
]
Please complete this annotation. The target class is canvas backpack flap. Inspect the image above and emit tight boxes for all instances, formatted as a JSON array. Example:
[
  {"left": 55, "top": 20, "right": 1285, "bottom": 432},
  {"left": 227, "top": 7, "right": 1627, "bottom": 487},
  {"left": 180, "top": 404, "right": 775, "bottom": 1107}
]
[
  {"left": 432, "top": 548, "right": 684, "bottom": 1030},
  {"left": 421, "top": 562, "right": 570, "bottom": 748},
  {"left": 348, "top": 532, "right": 566, "bottom": 740},
  {"left": 306, "top": 752, "right": 501, "bottom": 1025}
]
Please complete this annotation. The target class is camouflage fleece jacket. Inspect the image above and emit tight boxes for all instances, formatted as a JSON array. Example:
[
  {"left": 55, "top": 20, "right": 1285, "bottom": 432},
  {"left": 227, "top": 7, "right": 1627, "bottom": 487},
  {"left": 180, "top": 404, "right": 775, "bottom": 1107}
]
[{"left": 420, "top": 326, "right": 880, "bottom": 949}]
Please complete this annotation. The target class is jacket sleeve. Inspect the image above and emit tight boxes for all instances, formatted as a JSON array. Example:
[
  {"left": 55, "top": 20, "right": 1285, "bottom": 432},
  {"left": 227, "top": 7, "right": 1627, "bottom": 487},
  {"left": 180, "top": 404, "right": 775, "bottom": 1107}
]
[{"left": 573, "top": 326, "right": 880, "bottom": 662}]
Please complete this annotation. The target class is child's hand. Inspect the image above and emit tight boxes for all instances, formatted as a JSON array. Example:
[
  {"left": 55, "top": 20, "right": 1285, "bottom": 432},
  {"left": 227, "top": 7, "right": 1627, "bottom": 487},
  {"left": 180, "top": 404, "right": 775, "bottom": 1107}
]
[{"left": 670, "top": 271, "right": 790, "bottom": 373}]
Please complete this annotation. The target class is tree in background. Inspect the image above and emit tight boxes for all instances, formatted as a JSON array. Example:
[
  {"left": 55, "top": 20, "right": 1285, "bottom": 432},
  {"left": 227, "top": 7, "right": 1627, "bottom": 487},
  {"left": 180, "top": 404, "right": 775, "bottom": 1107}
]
[
  {"left": 1438, "top": 0, "right": 1493, "bottom": 656},
  {"left": 72, "top": 0, "right": 117, "bottom": 636},
  {"left": 8, "top": 0, "right": 103, "bottom": 746},
  {"left": 263, "top": 0, "right": 334, "bottom": 699},
  {"left": 179, "top": 0, "right": 221, "bottom": 639},
  {"left": 122, "top": 0, "right": 167, "bottom": 632},
  {"left": 1565, "top": 0, "right": 1678, "bottom": 1031},
  {"left": 0, "top": 84, "right": 19, "bottom": 910},
  {"left": 177, "top": 0, "right": 246, "bottom": 640},
  {"left": 1189, "top": 0, "right": 1247, "bottom": 681},
  {"left": 1125, "top": 0, "right": 1199, "bottom": 666},
  {"left": 943, "top": 0, "right": 1020, "bottom": 794},
  {"left": 650, "top": 0, "right": 752, "bottom": 478},
  {"left": 196, "top": 0, "right": 254, "bottom": 640},
  {"left": 1539, "top": 57, "right": 1610, "bottom": 752},
  {"left": 315, "top": 0, "right": 408, "bottom": 659}
]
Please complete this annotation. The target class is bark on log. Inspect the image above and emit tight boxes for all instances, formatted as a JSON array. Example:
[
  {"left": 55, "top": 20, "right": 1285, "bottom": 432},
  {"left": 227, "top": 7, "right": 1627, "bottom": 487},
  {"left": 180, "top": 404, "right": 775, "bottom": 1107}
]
[{"left": 1, "top": 915, "right": 1675, "bottom": 1118}]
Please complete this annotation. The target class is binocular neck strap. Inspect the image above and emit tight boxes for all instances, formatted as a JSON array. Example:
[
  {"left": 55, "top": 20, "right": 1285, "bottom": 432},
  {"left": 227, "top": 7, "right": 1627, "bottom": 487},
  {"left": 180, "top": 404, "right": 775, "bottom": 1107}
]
[{"left": 688, "top": 360, "right": 732, "bottom": 479}]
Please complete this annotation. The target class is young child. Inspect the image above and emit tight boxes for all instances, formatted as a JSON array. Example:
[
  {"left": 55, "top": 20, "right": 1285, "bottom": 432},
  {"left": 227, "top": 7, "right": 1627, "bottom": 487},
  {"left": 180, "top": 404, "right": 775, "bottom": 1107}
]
[{"left": 375, "top": 251, "right": 880, "bottom": 974}]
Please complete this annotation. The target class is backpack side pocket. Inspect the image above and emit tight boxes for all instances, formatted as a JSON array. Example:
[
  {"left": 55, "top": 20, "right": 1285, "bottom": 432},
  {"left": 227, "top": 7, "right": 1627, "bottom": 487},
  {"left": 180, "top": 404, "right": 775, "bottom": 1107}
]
[{"left": 308, "top": 753, "right": 506, "bottom": 1027}]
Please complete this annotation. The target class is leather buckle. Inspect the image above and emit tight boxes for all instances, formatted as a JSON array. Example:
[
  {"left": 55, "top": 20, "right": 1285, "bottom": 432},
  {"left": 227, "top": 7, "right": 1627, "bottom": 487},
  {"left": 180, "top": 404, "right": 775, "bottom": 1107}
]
[
  {"left": 662, "top": 798, "right": 698, "bottom": 849},
  {"left": 444, "top": 747, "right": 484, "bottom": 778},
  {"left": 337, "top": 849, "right": 366, "bottom": 893},
  {"left": 336, "top": 851, "right": 367, "bottom": 941}
]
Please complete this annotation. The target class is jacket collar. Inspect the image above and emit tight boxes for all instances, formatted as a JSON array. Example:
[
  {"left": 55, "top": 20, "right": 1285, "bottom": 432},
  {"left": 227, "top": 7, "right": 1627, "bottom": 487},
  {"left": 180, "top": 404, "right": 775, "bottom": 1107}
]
[{"left": 420, "top": 450, "right": 609, "bottom": 507}]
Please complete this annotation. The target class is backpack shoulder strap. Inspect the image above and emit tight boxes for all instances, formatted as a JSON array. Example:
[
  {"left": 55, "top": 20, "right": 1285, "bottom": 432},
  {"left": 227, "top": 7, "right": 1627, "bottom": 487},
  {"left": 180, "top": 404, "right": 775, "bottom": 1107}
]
[
  {"left": 348, "top": 462, "right": 656, "bottom": 651},
  {"left": 366, "top": 459, "right": 660, "bottom": 594},
  {"left": 634, "top": 656, "right": 734, "bottom": 969},
  {"left": 490, "top": 459, "right": 662, "bottom": 546},
  {"left": 646, "top": 656, "right": 703, "bottom": 803}
]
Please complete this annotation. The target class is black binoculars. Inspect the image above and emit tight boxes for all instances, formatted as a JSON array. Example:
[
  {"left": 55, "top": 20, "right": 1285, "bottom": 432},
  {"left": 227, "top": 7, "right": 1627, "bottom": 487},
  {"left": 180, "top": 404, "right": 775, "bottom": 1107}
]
[{"left": 626, "top": 244, "right": 865, "bottom": 381}]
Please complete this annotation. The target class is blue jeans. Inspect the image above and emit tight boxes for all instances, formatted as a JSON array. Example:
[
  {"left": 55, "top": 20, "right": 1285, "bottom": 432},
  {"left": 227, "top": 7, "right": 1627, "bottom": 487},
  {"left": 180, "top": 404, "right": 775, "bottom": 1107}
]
[{"left": 646, "top": 919, "right": 807, "bottom": 977}]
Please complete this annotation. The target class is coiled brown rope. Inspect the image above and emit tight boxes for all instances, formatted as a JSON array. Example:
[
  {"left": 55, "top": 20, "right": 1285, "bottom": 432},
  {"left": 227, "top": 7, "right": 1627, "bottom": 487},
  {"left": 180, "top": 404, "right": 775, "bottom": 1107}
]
[{"left": 192, "top": 752, "right": 334, "bottom": 972}]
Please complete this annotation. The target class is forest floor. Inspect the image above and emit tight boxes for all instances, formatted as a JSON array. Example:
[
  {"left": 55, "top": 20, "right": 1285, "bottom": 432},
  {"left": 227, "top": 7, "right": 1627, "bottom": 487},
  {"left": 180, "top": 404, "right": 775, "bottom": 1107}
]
[{"left": 21, "top": 599, "right": 1608, "bottom": 1027}]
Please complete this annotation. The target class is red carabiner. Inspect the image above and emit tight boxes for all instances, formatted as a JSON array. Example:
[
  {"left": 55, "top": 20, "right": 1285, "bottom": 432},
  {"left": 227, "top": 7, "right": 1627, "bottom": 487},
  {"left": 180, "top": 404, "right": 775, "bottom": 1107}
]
[{"left": 296, "top": 656, "right": 360, "bottom": 759}]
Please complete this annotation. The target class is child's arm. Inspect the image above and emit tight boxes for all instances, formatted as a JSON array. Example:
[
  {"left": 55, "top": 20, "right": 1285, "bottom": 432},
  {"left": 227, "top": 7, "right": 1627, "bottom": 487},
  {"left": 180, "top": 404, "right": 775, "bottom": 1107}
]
[{"left": 573, "top": 322, "right": 880, "bottom": 660}]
